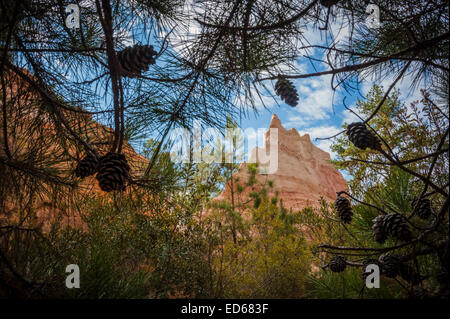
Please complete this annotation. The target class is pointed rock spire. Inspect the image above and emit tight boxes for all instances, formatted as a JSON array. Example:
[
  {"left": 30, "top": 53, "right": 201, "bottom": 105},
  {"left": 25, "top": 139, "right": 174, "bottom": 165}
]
[
  {"left": 214, "top": 114, "right": 348, "bottom": 211},
  {"left": 269, "top": 114, "right": 282, "bottom": 128}
]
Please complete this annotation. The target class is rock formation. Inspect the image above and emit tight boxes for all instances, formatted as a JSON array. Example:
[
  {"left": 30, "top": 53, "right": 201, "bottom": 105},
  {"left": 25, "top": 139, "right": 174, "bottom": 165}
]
[
  {"left": 215, "top": 114, "right": 347, "bottom": 211},
  {"left": 0, "top": 69, "right": 148, "bottom": 231}
]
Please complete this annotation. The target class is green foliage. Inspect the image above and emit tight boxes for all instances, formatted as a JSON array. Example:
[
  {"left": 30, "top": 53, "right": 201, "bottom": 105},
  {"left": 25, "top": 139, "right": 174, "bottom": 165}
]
[
  {"left": 306, "top": 87, "right": 449, "bottom": 299},
  {"left": 332, "top": 85, "right": 448, "bottom": 198},
  {"left": 306, "top": 267, "right": 405, "bottom": 299},
  {"left": 208, "top": 197, "right": 311, "bottom": 298},
  {"left": 1, "top": 0, "right": 448, "bottom": 300}
]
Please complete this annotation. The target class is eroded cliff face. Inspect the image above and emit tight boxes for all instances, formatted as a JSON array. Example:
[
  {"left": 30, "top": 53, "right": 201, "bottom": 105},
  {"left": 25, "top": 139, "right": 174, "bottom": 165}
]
[
  {"left": 0, "top": 70, "right": 148, "bottom": 231},
  {"left": 215, "top": 114, "right": 347, "bottom": 211}
]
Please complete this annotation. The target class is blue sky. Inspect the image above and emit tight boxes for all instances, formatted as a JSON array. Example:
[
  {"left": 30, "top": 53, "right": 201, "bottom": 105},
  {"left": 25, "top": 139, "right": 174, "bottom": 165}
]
[
  {"left": 69, "top": 1, "right": 424, "bottom": 179},
  {"left": 234, "top": 21, "right": 424, "bottom": 162}
]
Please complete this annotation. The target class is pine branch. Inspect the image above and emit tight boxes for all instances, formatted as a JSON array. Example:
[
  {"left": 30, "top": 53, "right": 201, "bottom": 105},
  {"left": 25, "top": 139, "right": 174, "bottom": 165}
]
[
  {"left": 95, "top": 0, "right": 124, "bottom": 153},
  {"left": 5, "top": 61, "right": 96, "bottom": 157},
  {"left": 364, "top": 61, "right": 411, "bottom": 123},
  {"left": 256, "top": 32, "right": 449, "bottom": 81},
  {"left": 144, "top": 0, "right": 243, "bottom": 176},
  {"left": 195, "top": 0, "right": 318, "bottom": 32}
]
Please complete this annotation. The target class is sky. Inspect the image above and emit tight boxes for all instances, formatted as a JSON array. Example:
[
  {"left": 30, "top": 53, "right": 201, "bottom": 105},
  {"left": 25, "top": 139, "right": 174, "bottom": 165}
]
[
  {"left": 155, "top": 1, "right": 425, "bottom": 163},
  {"left": 66, "top": 1, "right": 425, "bottom": 180},
  {"left": 234, "top": 22, "right": 424, "bottom": 162}
]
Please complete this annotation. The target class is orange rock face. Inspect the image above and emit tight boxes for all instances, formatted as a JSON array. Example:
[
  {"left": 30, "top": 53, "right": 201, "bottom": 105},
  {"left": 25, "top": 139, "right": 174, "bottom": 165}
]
[
  {"left": 215, "top": 114, "right": 347, "bottom": 211},
  {"left": 1, "top": 69, "right": 148, "bottom": 231}
]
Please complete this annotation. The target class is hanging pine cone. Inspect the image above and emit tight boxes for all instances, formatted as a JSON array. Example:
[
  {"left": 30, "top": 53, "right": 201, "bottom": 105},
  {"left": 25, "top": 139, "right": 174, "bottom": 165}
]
[
  {"left": 383, "top": 213, "right": 412, "bottom": 242},
  {"left": 411, "top": 197, "right": 432, "bottom": 220},
  {"left": 95, "top": 152, "right": 130, "bottom": 192},
  {"left": 74, "top": 153, "right": 98, "bottom": 178},
  {"left": 329, "top": 255, "right": 346, "bottom": 273},
  {"left": 275, "top": 78, "right": 299, "bottom": 107},
  {"left": 362, "top": 259, "right": 380, "bottom": 281},
  {"left": 372, "top": 215, "right": 388, "bottom": 243},
  {"left": 346, "top": 122, "right": 382, "bottom": 151},
  {"left": 335, "top": 195, "right": 353, "bottom": 223},
  {"left": 117, "top": 44, "right": 157, "bottom": 77},
  {"left": 379, "top": 253, "right": 402, "bottom": 278}
]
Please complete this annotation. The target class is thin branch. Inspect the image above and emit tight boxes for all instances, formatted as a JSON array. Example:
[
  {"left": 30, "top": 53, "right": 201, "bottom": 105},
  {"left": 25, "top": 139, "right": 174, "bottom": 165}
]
[
  {"left": 337, "top": 190, "right": 390, "bottom": 215},
  {"left": 295, "top": 45, "right": 449, "bottom": 72},
  {"left": 95, "top": 0, "right": 123, "bottom": 153},
  {"left": 349, "top": 148, "right": 448, "bottom": 166},
  {"left": 364, "top": 61, "right": 411, "bottom": 123},
  {"left": 6, "top": 61, "right": 96, "bottom": 156},
  {"left": 256, "top": 32, "right": 449, "bottom": 81},
  {"left": 195, "top": 0, "right": 318, "bottom": 32},
  {"left": 379, "top": 147, "right": 448, "bottom": 197},
  {"left": 144, "top": 0, "right": 243, "bottom": 176}
]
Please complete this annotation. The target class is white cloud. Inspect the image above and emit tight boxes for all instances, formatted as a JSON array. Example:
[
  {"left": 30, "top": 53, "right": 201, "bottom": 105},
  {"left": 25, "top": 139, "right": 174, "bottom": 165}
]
[
  {"left": 361, "top": 69, "right": 425, "bottom": 116},
  {"left": 341, "top": 108, "right": 362, "bottom": 125},
  {"left": 297, "top": 125, "right": 342, "bottom": 158},
  {"left": 236, "top": 85, "right": 278, "bottom": 111},
  {"left": 292, "top": 73, "right": 337, "bottom": 120},
  {"left": 284, "top": 115, "right": 311, "bottom": 128},
  {"left": 298, "top": 125, "right": 341, "bottom": 139}
]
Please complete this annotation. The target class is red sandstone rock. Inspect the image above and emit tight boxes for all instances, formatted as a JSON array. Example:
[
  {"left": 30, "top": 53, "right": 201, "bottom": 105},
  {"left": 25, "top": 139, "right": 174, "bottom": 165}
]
[{"left": 215, "top": 114, "right": 347, "bottom": 211}]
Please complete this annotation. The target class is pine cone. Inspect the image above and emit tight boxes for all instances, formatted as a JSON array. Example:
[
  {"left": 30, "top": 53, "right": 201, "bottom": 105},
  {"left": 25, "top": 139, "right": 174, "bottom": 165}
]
[
  {"left": 383, "top": 213, "right": 412, "bottom": 242},
  {"left": 96, "top": 152, "right": 130, "bottom": 192},
  {"left": 275, "top": 78, "right": 299, "bottom": 107},
  {"left": 362, "top": 259, "right": 380, "bottom": 281},
  {"left": 74, "top": 154, "right": 98, "bottom": 178},
  {"left": 346, "top": 122, "right": 382, "bottom": 151},
  {"left": 411, "top": 197, "right": 432, "bottom": 220},
  {"left": 329, "top": 255, "right": 346, "bottom": 273},
  {"left": 372, "top": 215, "right": 388, "bottom": 243},
  {"left": 117, "top": 44, "right": 157, "bottom": 77},
  {"left": 335, "top": 195, "right": 353, "bottom": 224},
  {"left": 379, "top": 253, "right": 402, "bottom": 278}
]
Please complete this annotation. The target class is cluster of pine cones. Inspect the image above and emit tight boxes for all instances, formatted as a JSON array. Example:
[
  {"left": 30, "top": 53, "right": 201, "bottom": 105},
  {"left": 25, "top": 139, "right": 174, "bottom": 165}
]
[
  {"left": 116, "top": 44, "right": 157, "bottom": 77},
  {"left": 274, "top": 77, "right": 299, "bottom": 107},
  {"left": 329, "top": 254, "right": 422, "bottom": 286},
  {"left": 329, "top": 191, "right": 443, "bottom": 296},
  {"left": 74, "top": 152, "right": 130, "bottom": 192},
  {"left": 327, "top": 118, "right": 446, "bottom": 298}
]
